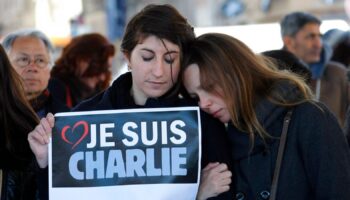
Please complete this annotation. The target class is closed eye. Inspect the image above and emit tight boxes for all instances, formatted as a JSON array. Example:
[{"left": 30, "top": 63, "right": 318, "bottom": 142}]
[
  {"left": 142, "top": 56, "right": 154, "bottom": 61},
  {"left": 189, "top": 94, "right": 199, "bottom": 102},
  {"left": 164, "top": 54, "right": 175, "bottom": 64},
  {"left": 165, "top": 58, "right": 174, "bottom": 64}
]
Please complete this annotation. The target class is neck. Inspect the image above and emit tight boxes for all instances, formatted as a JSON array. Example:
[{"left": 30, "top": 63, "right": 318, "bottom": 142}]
[
  {"left": 26, "top": 91, "right": 41, "bottom": 100},
  {"left": 131, "top": 87, "right": 147, "bottom": 106}
]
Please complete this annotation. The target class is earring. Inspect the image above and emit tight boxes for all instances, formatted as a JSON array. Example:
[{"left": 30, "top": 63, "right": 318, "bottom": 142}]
[{"left": 127, "top": 65, "right": 131, "bottom": 71}]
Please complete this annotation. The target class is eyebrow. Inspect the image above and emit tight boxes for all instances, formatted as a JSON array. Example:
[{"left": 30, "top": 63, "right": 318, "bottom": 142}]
[
  {"left": 140, "top": 48, "right": 179, "bottom": 54},
  {"left": 15, "top": 52, "right": 46, "bottom": 58}
]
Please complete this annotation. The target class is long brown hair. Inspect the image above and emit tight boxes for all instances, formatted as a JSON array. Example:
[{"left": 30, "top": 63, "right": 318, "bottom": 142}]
[
  {"left": 52, "top": 33, "right": 115, "bottom": 89},
  {"left": 121, "top": 4, "right": 195, "bottom": 98},
  {"left": 184, "top": 33, "right": 313, "bottom": 140},
  {"left": 0, "top": 44, "right": 39, "bottom": 165}
]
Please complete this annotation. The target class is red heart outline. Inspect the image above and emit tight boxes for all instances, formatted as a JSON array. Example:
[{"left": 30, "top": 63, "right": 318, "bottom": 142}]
[{"left": 61, "top": 121, "right": 89, "bottom": 149}]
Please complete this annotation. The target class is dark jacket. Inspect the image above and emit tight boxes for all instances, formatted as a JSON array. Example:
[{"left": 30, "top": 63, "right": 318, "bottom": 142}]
[
  {"left": 1, "top": 161, "right": 38, "bottom": 200},
  {"left": 0, "top": 126, "right": 38, "bottom": 200},
  {"left": 229, "top": 98, "right": 350, "bottom": 199},
  {"left": 48, "top": 77, "right": 102, "bottom": 109},
  {"left": 1, "top": 90, "right": 69, "bottom": 200}
]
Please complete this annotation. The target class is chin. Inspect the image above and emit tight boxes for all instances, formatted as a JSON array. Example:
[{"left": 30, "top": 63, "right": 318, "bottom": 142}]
[
  {"left": 147, "top": 92, "right": 165, "bottom": 99},
  {"left": 219, "top": 116, "right": 231, "bottom": 124}
]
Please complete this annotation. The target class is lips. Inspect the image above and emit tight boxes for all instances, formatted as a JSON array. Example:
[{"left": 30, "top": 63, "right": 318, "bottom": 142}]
[
  {"left": 212, "top": 109, "right": 222, "bottom": 118},
  {"left": 24, "top": 79, "right": 39, "bottom": 85},
  {"left": 24, "top": 78, "right": 39, "bottom": 82},
  {"left": 147, "top": 81, "right": 167, "bottom": 89}
]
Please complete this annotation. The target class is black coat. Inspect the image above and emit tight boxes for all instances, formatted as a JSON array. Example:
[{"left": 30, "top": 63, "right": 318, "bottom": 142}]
[
  {"left": 229, "top": 100, "right": 350, "bottom": 200},
  {"left": 1, "top": 90, "right": 69, "bottom": 200}
]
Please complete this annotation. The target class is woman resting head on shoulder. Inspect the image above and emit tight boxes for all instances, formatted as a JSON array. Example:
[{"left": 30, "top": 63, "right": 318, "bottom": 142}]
[{"left": 183, "top": 33, "right": 350, "bottom": 199}]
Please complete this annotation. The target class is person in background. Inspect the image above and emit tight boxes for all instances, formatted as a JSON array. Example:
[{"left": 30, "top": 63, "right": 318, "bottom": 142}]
[
  {"left": 280, "top": 12, "right": 350, "bottom": 127},
  {"left": 48, "top": 33, "right": 115, "bottom": 108},
  {"left": 183, "top": 33, "right": 350, "bottom": 200},
  {"left": 323, "top": 29, "right": 350, "bottom": 68},
  {"left": 27, "top": 4, "right": 233, "bottom": 200},
  {"left": 2, "top": 29, "right": 69, "bottom": 200},
  {"left": 323, "top": 29, "right": 350, "bottom": 141},
  {"left": 2, "top": 29, "right": 69, "bottom": 118},
  {"left": 0, "top": 44, "right": 39, "bottom": 199}
]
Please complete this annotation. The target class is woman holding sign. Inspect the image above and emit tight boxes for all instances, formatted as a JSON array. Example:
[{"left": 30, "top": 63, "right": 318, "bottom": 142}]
[
  {"left": 28, "top": 4, "right": 233, "bottom": 200},
  {"left": 182, "top": 33, "right": 350, "bottom": 200}
]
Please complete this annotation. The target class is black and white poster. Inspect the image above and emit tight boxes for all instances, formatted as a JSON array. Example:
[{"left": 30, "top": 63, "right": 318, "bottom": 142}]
[{"left": 49, "top": 107, "right": 201, "bottom": 200}]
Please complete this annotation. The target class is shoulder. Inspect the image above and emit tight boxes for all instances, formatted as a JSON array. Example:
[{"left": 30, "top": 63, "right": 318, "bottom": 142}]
[
  {"left": 325, "top": 61, "right": 348, "bottom": 76},
  {"left": 48, "top": 94, "right": 70, "bottom": 113},
  {"left": 73, "top": 73, "right": 132, "bottom": 111},
  {"left": 291, "top": 101, "right": 345, "bottom": 145},
  {"left": 293, "top": 101, "right": 338, "bottom": 128},
  {"left": 73, "top": 89, "right": 112, "bottom": 111},
  {"left": 48, "top": 78, "right": 66, "bottom": 91}
]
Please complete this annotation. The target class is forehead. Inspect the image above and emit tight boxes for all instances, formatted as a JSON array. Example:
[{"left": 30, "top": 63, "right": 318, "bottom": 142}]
[
  {"left": 10, "top": 36, "right": 49, "bottom": 56},
  {"left": 136, "top": 35, "right": 180, "bottom": 52},
  {"left": 184, "top": 64, "right": 201, "bottom": 88},
  {"left": 296, "top": 23, "right": 320, "bottom": 35}
]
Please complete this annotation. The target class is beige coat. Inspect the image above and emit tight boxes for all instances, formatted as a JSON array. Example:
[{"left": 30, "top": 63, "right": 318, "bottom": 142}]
[{"left": 310, "top": 61, "right": 350, "bottom": 127}]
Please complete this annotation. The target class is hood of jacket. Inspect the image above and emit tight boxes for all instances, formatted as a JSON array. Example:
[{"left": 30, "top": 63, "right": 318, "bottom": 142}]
[
  {"left": 229, "top": 82, "right": 298, "bottom": 160},
  {"left": 308, "top": 43, "right": 333, "bottom": 79}
]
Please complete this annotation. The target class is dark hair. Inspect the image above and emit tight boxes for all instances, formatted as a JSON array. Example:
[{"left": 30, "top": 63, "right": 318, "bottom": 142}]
[
  {"left": 121, "top": 4, "right": 195, "bottom": 97},
  {"left": 52, "top": 33, "right": 115, "bottom": 89},
  {"left": 323, "top": 29, "right": 350, "bottom": 68},
  {"left": 280, "top": 12, "right": 321, "bottom": 37},
  {"left": 0, "top": 44, "right": 39, "bottom": 167},
  {"left": 262, "top": 49, "right": 312, "bottom": 83}
]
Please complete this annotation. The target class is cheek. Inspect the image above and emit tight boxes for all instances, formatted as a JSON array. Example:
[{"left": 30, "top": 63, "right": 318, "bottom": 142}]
[
  {"left": 170, "top": 63, "right": 181, "bottom": 79},
  {"left": 41, "top": 70, "right": 50, "bottom": 83}
]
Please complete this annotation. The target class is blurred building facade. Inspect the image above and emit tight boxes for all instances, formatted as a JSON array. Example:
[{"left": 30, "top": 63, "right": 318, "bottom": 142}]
[
  {"left": 0, "top": 0, "right": 347, "bottom": 75},
  {"left": 0, "top": 0, "right": 347, "bottom": 40}
]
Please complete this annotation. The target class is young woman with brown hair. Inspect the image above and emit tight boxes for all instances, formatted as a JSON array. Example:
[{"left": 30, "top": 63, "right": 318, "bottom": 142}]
[{"left": 183, "top": 33, "right": 350, "bottom": 200}]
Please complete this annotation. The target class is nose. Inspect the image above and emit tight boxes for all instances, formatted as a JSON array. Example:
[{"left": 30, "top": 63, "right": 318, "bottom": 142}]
[
  {"left": 198, "top": 97, "right": 212, "bottom": 109},
  {"left": 25, "top": 61, "right": 39, "bottom": 72},
  {"left": 152, "top": 59, "right": 165, "bottom": 77}
]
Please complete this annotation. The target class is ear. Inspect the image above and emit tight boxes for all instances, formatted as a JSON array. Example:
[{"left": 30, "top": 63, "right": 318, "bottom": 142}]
[
  {"left": 123, "top": 52, "right": 131, "bottom": 67},
  {"left": 282, "top": 36, "right": 294, "bottom": 50}
]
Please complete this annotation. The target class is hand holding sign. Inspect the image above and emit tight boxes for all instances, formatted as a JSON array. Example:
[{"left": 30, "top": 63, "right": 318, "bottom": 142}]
[{"left": 28, "top": 112, "right": 55, "bottom": 168}]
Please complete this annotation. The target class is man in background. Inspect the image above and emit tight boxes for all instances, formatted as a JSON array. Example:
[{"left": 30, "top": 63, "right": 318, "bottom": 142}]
[{"left": 280, "top": 12, "right": 350, "bottom": 127}]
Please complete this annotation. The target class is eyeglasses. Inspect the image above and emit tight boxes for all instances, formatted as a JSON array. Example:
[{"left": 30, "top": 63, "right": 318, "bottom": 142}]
[{"left": 14, "top": 56, "right": 51, "bottom": 69}]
